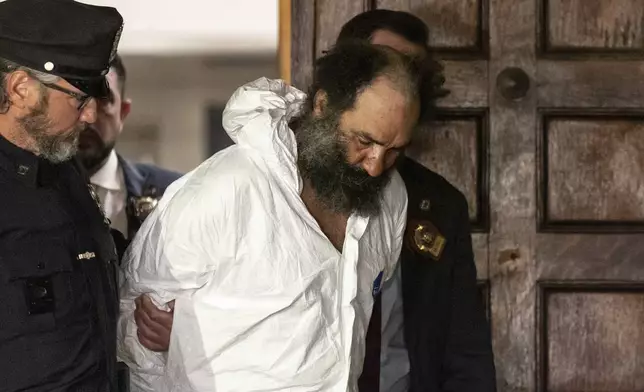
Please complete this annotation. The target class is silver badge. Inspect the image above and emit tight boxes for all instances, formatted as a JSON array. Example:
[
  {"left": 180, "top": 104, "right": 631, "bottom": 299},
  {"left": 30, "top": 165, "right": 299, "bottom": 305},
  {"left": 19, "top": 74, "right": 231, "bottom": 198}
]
[{"left": 131, "top": 196, "right": 159, "bottom": 221}]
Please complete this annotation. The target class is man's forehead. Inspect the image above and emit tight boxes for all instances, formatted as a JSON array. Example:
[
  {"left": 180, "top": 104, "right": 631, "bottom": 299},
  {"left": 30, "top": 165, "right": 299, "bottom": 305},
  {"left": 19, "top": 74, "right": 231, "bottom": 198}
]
[
  {"left": 341, "top": 80, "right": 418, "bottom": 142},
  {"left": 354, "top": 77, "right": 410, "bottom": 108}
]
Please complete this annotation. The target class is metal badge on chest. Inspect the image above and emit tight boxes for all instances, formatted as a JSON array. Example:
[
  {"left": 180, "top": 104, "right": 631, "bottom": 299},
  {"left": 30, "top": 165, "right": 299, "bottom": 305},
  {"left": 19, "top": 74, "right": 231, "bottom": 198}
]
[{"left": 407, "top": 198, "right": 447, "bottom": 261}]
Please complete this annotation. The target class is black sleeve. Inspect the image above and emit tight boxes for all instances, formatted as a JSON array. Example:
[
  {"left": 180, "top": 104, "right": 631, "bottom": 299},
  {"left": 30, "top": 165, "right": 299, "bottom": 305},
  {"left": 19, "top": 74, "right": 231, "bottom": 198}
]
[
  {"left": 441, "top": 193, "right": 497, "bottom": 392},
  {"left": 110, "top": 228, "right": 128, "bottom": 264}
]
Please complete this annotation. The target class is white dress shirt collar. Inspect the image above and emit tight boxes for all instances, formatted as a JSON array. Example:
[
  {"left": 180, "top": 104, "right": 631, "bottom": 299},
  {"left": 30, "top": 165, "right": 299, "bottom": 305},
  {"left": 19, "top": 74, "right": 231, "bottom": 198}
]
[{"left": 90, "top": 149, "right": 122, "bottom": 191}]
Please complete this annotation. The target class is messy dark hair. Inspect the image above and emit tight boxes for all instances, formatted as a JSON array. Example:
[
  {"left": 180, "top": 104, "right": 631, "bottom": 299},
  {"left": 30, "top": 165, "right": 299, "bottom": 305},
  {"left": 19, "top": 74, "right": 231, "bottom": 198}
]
[
  {"left": 336, "top": 9, "right": 449, "bottom": 121},
  {"left": 339, "top": 9, "right": 430, "bottom": 49},
  {"left": 306, "top": 41, "right": 429, "bottom": 122}
]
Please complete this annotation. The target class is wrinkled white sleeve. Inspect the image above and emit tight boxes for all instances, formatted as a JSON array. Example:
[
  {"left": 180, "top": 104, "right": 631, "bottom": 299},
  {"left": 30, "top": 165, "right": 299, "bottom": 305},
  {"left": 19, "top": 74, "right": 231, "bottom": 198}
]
[
  {"left": 385, "top": 171, "right": 408, "bottom": 281},
  {"left": 117, "top": 176, "right": 227, "bottom": 392}
]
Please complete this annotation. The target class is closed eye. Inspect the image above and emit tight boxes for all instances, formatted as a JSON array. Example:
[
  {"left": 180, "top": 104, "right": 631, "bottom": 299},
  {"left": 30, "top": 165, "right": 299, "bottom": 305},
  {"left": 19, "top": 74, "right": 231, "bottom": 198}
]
[
  {"left": 351, "top": 130, "right": 409, "bottom": 151},
  {"left": 390, "top": 145, "right": 407, "bottom": 154}
]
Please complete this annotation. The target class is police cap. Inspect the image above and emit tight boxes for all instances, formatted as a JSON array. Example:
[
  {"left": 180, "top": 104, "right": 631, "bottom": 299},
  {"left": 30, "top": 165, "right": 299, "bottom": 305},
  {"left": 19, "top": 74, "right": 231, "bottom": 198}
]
[{"left": 0, "top": 0, "right": 124, "bottom": 99}]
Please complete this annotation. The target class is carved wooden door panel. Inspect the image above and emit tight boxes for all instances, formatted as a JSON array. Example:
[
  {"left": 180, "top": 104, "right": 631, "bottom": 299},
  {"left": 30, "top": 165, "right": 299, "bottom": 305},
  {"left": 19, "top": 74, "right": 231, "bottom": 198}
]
[{"left": 290, "top": 0, "right": 644, "bottom": 390}]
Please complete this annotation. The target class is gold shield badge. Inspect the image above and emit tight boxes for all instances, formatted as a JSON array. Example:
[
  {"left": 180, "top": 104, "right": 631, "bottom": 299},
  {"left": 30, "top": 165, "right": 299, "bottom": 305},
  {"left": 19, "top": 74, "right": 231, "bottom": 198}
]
[{"left": 407, "top": 220, "right": 446, "bottom": 260}]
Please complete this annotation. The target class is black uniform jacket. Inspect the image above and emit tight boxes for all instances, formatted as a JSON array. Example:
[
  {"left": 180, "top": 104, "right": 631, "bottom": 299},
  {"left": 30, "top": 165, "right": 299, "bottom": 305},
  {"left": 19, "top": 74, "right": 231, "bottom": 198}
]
[
  {"left": 0, "top": 134, "right": 119, "bottom": 392},
  {"left": 398, "top": 156, "right": 497, "bottom": 392}
]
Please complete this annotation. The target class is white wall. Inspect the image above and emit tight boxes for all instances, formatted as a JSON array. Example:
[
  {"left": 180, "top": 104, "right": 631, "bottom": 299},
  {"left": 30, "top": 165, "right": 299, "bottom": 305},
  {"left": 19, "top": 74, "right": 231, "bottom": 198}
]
[
  {"left": 49, "top": 1, "right": 282, "bottom": 172},
  {"left": 82, "top": 0, "right": 278, "bottom": 55},
  {"left": 117, "top": 55, "right": 279, "bottom": 173}
]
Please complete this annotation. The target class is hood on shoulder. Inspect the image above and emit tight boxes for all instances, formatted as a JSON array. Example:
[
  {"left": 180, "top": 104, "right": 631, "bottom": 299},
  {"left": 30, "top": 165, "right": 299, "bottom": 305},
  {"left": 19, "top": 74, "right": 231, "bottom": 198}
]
[{"left": 222, "top": 77, "right": 307, "bottom": 190}]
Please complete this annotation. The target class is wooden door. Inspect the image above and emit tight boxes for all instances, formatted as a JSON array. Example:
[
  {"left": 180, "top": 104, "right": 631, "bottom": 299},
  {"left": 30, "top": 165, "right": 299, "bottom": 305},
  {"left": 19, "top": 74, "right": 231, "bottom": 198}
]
[{"left": 289, "top": 0, "right": 644, "bottom": 390}]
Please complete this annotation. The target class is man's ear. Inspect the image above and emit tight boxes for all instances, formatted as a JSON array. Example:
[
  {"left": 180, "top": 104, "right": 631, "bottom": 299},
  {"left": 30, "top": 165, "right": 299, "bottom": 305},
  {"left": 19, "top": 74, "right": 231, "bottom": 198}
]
[
  {"left": 313, "top": 90, "right": 328, "bottom": 116},
  {"left": 5, "top": 70, "right": 34, "bottom": 110},
  {"left": 120, "top": 97, "right": 132, "bottom": 121}
]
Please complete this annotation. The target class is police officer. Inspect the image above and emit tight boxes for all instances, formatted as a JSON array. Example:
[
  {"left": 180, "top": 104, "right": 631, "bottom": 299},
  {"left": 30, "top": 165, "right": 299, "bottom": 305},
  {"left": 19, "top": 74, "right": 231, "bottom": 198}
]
[{"left": 0, "top": 0, "right": 125, "bottom": 391}]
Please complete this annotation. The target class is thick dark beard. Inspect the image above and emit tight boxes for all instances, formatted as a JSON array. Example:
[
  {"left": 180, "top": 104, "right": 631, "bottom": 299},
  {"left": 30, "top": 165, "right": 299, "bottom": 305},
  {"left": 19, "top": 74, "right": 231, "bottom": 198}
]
[
  {"left": 77, "top": 126, "right": 115, "bottom": 174},
  {"left": 17, "top": 95, "right": 82, "bottom": 163},
  {"left": 295, "top": 112, "right": 392, "bottom": 216}
]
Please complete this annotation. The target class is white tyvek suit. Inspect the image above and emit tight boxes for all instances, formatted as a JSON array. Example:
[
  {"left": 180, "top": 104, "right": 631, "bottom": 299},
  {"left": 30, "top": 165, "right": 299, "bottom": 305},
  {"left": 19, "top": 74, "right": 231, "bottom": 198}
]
[{"left": 117, "top": 78, "right": 407, "bottom": 392}]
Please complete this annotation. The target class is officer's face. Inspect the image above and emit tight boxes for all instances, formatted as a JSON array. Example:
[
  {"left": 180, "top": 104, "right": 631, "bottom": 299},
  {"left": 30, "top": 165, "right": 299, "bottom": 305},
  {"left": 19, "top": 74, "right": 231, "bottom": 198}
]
[
  {"left": 14, "top": 76, "right": 98, "bottom": 163},
  {"left": 78, "top": 69, "right": 131, "bottom": 173},
  {"left": 296, "top": 78, "right": 418, "bottom": 216}
]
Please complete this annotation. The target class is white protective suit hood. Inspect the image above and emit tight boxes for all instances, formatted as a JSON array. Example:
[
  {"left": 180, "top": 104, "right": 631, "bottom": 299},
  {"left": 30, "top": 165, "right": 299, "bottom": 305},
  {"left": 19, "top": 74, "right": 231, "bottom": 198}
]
[{"left": 223, "top": 77, "right": 306, "bottom": 192}]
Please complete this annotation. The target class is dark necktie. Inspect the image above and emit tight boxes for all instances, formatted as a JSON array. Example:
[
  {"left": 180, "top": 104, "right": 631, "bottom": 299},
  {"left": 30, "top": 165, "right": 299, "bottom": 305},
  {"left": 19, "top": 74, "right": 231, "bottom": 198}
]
[{"left": 358, "top": 293, "right": 381, "bottom": 392}]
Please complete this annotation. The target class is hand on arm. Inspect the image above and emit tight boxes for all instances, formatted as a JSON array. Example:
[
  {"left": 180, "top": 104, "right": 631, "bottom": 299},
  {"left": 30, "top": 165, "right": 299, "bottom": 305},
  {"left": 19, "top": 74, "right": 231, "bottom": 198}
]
[{"left": 134, "top": 294, "right": 175, "bottom": 352}]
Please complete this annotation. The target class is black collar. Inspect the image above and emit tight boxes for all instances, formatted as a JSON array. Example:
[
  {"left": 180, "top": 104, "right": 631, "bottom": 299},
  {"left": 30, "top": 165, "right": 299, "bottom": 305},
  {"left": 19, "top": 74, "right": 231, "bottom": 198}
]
[{"left": 0, "top": 132, "right": 40, "bottom": 187}]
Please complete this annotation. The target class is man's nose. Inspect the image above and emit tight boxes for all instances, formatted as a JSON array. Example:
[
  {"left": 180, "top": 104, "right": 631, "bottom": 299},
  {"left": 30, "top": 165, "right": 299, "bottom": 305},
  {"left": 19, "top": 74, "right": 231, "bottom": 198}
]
[
  {"left": 79, "top": 98, "right": 97, "bottom": 124},
  {"left": 361, "top": 154, "right": 386, "bottom": 177}
]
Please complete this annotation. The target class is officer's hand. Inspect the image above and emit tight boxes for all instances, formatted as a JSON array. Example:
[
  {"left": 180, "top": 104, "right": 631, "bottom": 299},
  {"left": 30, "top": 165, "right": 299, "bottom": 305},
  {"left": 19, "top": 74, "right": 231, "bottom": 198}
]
[{"left": 134, "top": 294, "right": 175, "bottom": 352}]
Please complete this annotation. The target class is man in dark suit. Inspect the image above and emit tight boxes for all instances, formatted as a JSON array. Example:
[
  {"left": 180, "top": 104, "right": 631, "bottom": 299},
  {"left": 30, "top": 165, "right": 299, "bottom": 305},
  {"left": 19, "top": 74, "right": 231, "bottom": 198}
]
[
  {"left": 76, "top": 54, "right": 181, "bottom": 246},
  {"left": 130, "top": 10, "right": 496, "bottom": 392}
]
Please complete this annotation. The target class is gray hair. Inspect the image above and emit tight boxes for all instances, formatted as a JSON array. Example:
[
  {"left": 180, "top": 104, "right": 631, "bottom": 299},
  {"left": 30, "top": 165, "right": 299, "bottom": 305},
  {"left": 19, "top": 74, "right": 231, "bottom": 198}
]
[{"left": 0, "top": 58, "right": 60, "bottom": 113}]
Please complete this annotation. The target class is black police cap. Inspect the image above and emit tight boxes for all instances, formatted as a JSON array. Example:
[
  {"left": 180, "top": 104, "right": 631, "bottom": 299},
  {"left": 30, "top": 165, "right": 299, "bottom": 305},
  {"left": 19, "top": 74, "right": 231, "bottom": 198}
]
[{"left": 0, "top": 0, "right": 123, "bottom": 99}]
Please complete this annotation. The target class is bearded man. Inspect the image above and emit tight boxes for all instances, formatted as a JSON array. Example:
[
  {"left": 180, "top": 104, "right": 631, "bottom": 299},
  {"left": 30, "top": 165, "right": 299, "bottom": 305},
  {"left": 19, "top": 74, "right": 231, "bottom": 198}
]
[{"left": 117, "top": 42, "right": 430, "bottom": 392}]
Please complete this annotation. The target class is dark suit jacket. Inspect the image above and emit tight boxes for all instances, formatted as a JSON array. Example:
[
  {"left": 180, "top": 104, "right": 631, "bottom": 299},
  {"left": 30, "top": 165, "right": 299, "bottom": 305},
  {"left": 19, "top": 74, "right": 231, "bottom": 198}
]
[
  {"left": 110, "top": 155, "right": 182, "bottom": 257},
  {"left": 398, "top": 156, "right": 496, "bottom": 392}
]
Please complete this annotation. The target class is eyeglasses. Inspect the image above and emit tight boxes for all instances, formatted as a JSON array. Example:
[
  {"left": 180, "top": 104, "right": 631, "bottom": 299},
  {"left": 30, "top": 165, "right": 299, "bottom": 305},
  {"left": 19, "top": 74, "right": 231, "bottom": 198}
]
[{"left": 41, "top": 82, "right": 93, "bottom": 110}]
